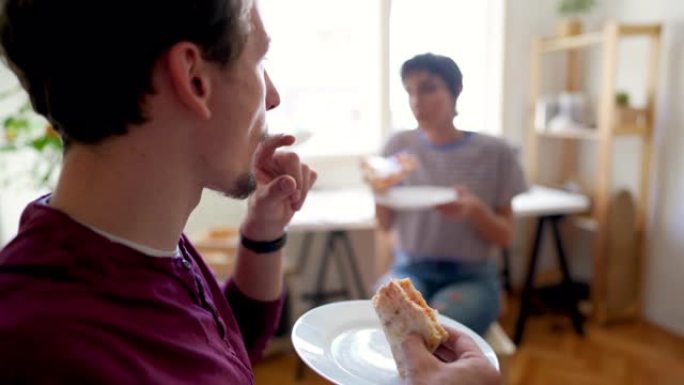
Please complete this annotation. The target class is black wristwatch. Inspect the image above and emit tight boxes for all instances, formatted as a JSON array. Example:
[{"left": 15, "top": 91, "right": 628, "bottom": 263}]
[{"left": 240, "top": 233, "right": 288, "bottom": 254}]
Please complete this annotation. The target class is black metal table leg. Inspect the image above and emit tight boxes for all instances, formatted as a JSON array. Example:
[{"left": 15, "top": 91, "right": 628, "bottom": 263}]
[
  {"left": 514, "top": 215, "right": 585, "bottom": 345},
  {"left": 302, "top": 232, "right": 349, "bottom": 306},
  {"left": 313, "top": 233, "right": 335, "bottom": 305},
  {"left": 330, "top": 233, "right": 352, "bottom": 302},
  {"left": 514, "top": 217, "right": 546, "bottom": 345},
  {"left": 301, "top": 230, "right": 367, "bottom": 305},
  {"left": 338, "top": 231, "right": 368, "bottom": 298},
  {"left": 295, "top": 232, "right": 315, "bottom": 275},
  {"left": 550, "top": 216, "right": 585, "bottom": 336},
  {"left": 296, "top": 230, "right": 364, "bottom": 381}
]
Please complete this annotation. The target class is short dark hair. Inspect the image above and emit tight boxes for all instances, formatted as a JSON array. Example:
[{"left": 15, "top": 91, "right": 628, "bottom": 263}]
[
  {"left": 0, "top": 0, "right": 249, "bottom": 145},
  {"left": 400, "top": 53, "right": 463, "bottom": 100}
]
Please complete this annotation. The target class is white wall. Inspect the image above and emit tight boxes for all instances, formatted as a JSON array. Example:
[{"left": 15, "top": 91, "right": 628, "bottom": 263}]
[
  {"left": 503, "top": 0, "right": 684, "bottom": 335},
  {"left": 607, "top": 0, "right": 684, "bottom": 336}
]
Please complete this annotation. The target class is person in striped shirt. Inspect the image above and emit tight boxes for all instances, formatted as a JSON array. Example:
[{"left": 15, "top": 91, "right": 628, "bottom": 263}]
[{"left": 375, "top": 53, "right": 528, "bottom": 336}]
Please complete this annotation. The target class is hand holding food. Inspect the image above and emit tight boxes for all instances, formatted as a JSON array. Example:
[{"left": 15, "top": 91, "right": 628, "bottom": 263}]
[
  {"left": 361, "top": 154, "right": 418, "bottom": 192},
  {"left": 372, "top": 278, "right": 448, "bottom": 377}
]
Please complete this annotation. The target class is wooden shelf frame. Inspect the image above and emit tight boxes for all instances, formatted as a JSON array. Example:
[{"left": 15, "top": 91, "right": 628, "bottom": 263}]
[
  {"left": 536, "top": 123, "right": 650, "bottom": 141},
  {"left": 539, "top": 32, "right": 604, "bottom": 53},
  {"left": 526, "top": 21, "right": 662, "bottom": 324}
]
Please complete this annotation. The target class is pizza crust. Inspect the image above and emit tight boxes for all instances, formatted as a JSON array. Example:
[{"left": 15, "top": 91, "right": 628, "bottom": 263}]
[{"left": 372, "top": 278, "right": 448, "bottom": 377}]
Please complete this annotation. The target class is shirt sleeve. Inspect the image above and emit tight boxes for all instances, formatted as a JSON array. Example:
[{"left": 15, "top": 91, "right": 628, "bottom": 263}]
[
  {"left": 495, "top": 141, "right": 528, "bottom": 207},
  {"left": 224, "top": 279, "right": 284, "bottom": 363},
  {"left": 381, "top": 131, "right": 408, "bottom": 157}
]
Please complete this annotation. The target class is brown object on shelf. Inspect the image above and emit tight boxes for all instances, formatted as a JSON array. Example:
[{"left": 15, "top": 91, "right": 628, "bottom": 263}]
[
  {"left": 605, "top": 190, "right": 640, "bottom": 321},
  {"left": 615, "top": 106, "right": 646, "bottom": 127},
  {"left": 556, "top": 19, "right": 583, "bottom": 40}
]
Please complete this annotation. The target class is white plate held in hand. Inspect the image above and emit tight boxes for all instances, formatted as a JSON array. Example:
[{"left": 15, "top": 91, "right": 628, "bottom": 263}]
[
  {"left": 292, "top": 300, "right": 498, "bottom": 385},
  {"left": 374, "top": 186, "right": 458, "bottom": 210}
]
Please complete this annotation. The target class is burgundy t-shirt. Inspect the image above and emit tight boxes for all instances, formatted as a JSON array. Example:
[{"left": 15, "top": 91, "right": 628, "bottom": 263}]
[{"left": 0, "top": 199, "right": 283, "bottom": 384}]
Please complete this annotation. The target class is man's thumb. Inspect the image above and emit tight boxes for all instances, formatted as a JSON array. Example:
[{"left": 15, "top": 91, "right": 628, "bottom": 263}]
[{"left": 261, "top": 175, "right": 297, "bottom": 203}]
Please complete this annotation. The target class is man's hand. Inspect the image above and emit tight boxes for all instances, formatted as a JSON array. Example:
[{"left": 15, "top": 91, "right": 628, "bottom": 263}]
[
  {"left": 402, "top": 327, "right": 501, "bottom": 385},
  {"left": 241, "top": 134, "right": 317, "bottom": 241},
  {"left": 435, "top": 186, "right": 485, "bottom": 221},
  {"left": 435, "top": 185, "right": 514, "bottom": 247},
  {"left": 233, "top": 134, "right": 316, "bottom": 302}
]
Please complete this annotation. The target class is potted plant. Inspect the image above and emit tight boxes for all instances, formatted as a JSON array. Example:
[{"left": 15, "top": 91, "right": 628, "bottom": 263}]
[
  {"left": 557, "top": 0, "right": 597, "bottom": 36},
  {"left": 615, "top": 91, "right": 629, "bottom": 107},
  {"left": 0, "top": 87, "right": 63, "bottom": 189}
]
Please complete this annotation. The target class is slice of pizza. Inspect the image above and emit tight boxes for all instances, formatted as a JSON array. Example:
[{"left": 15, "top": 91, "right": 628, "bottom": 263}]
[
  {"left": 372, "top": 278, "right": 448, "bottom": 377},
  {"left": 361, "top": 154, "right": 417, "bottom": 192}
]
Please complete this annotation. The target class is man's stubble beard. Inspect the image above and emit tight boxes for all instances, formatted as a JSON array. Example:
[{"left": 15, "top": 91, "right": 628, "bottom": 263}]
[
  {"left": 224, "top": 172, "right": 257, "bottom": 199},
  {"left": 222, "top": 130, "right": 268, "bottom": 200}
]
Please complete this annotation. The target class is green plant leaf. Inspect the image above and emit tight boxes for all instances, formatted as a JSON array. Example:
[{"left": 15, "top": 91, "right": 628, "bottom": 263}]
[
  {"left": 0, "top": 95, "right": 62, "bottom": 189},
  {"left": 0, "top": 143, "right": 18, "bottom": 152},
  {"left": 29, "top": 136, "right": 49, "bottom": 151},
  {"left": 558, "top": 0, "right": 597, "bottom": 16}
]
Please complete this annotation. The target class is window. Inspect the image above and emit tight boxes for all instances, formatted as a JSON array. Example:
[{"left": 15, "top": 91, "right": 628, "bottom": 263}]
[
  {"left": 252, "top": 0, "right": 502, "bottom": 156},
  {"left": 389, "top": 0, "right": 504, "bottom": 135},
  {"left": 259, "top": 0, "right": 384, "bottom": 157}
]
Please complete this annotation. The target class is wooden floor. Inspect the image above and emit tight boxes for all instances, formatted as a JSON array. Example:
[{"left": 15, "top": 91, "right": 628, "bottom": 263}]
[
  {"left": 254, "top": 306, "right": 684, "bottom": 385},
  {"left": 502, "top": 317, "right": 684, "bottom": 385}
]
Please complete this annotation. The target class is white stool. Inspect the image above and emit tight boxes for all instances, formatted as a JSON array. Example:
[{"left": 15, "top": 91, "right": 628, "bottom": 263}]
[{"left": 485, "top": 322, "right": 516, "bottom": 378}]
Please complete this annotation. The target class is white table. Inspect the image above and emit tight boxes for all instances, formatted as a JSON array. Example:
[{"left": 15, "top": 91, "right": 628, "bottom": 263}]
[
  {"left": 512, "top": 186, "right": 590, "bottom": 218},
  {"left": 289, "top": 188, "right": 376, "bottom": 233},
  {"left": 289, "top": 186, "right": 591, "bottom": 344},
  {"left": 290, "top": 185, "right": 590, "bottom": 228},
  {"left": 288, "top": 188, "right": 375, "bottom": 309},
  {"left": 510, "top": 186, "right": 590, "bottom": 344}
]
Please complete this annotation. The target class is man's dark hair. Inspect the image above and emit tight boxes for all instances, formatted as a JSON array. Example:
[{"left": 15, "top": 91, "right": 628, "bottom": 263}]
[
  {"left": 401, "top": 53, "right": 463, "bottom": 100},
  {"left": 0, "top": 0, "right": 249, "bottom": 145}
]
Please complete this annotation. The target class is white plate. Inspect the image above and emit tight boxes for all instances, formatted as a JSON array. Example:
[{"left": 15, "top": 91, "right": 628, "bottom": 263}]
[
  {"left": 292, "top": 300, "right": 498, "bottom": 385},
  {"left": 374, "top": 186, "right": 457, "bottom": 211}
]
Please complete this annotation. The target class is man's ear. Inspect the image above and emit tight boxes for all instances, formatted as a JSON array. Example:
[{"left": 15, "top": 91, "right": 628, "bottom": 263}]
[{"left": 164, "top": 42, "right": 213, "bottom": 120}]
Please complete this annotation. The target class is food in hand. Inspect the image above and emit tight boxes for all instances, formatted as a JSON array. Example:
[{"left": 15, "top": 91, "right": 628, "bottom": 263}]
[
  {"left": 361, "top": 154, "right": 417, "bottom": 192},
  {"left": 372, "top": 278, "right": 448, "bottom": 377}
]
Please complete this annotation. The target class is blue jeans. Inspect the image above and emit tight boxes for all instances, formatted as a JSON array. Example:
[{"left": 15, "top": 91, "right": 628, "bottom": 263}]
[{"left": 376, "top": 258, "right": 500, "bottom": 336}]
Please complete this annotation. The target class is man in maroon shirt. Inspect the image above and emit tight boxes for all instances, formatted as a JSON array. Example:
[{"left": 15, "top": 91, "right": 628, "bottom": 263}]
[
  {"left": 0, "top": 1, "right": 500, "bottom": 384},
  {"left": 0, "top": 0, "right": 315, "bottom": 384}
]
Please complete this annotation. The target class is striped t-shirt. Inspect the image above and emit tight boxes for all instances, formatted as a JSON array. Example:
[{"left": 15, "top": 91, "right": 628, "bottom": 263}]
[{"left": 382, "top": 129, "right": 527, "bottom": 263}]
